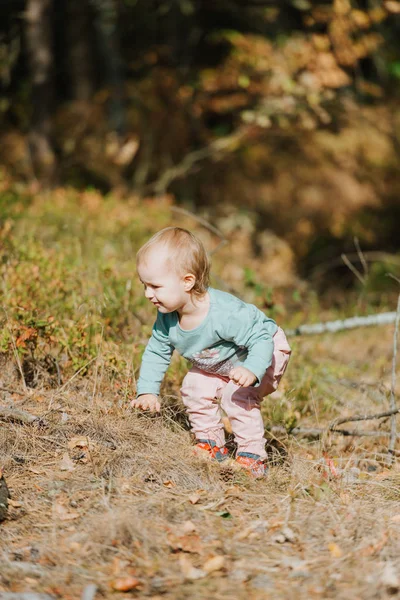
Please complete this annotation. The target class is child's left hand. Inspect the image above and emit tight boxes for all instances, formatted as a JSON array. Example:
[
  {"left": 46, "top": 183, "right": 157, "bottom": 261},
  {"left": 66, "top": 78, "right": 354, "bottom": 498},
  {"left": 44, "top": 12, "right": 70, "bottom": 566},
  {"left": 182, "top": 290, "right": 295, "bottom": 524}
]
[{"left": 229, "top": 366, "right": 257, "bottom": 387}]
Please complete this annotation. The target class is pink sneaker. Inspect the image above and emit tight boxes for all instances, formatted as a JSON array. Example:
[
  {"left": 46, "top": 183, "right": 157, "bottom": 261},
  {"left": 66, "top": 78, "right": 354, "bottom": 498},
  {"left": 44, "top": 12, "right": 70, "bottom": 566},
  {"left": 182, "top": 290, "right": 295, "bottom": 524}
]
[
  {"left": 194, "top": 439, "right": 229, "bottom": 462},
  {"left": 236, "top": 452, "right": 267, "bottom": 478}
]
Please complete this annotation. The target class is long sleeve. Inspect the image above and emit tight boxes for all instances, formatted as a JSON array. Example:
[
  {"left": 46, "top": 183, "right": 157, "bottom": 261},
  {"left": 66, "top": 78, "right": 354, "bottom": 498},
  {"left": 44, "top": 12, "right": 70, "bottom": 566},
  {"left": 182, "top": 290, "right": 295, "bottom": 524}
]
[
  {"left": 136, "top": 313, "right": 174, "bottom": 396},
  {"left": 219, "top": 304, "right": 277, "bottom": 383}
]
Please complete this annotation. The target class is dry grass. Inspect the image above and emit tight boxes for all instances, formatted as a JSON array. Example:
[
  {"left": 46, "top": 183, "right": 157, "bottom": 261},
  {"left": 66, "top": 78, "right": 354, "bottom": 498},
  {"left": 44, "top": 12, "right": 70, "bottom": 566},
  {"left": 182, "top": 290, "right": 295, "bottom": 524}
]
[
  {"left": 0, "top": 188, "right": 399, "bottom": 599},
  {"left": 1, "top": 323, "right": 400, "bottom": 600}
]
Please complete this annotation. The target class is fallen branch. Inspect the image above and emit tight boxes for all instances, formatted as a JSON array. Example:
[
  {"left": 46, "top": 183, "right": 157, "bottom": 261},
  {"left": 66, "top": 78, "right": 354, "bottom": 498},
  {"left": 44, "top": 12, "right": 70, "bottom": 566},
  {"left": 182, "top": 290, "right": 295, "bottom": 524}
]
[
  {"left": 329, "top": 407, "right": 400, "bottom": 429},
  {"left": 0, "top": 406, "right": 41, "bottom": 424},
  {"left": 286, "top": 312, "right": 398, "bottom": 337},
  {"left": 270, "top": 425, "right": 400, "bottom": 439}
]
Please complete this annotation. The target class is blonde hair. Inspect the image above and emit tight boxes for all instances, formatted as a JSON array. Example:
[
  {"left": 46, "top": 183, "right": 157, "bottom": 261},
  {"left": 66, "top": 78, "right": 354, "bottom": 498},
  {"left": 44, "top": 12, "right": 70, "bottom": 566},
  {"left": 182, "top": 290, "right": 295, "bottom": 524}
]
[{"left": 136, "top": 227, "right": 210, "bottom": 296}]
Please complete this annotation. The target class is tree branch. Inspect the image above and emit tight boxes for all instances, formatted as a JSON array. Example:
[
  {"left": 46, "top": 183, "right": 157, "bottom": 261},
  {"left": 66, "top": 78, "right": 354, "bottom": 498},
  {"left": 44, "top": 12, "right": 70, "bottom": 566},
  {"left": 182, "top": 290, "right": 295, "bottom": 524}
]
[{"left": 286, "top": 312, "right": 398, "bottom": 337}]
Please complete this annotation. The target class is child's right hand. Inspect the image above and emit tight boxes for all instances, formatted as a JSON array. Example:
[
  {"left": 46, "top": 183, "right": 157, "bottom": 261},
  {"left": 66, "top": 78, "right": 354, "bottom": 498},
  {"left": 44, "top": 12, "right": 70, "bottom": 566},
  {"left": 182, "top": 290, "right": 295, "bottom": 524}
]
[{"left": 131, "top": 394, "right": 161, "bottom": 412}]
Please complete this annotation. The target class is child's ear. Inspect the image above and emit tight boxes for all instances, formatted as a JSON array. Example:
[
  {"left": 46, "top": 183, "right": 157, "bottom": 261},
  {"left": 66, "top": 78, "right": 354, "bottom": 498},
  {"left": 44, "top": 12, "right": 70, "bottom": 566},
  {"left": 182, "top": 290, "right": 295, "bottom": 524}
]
[{"left": 183, "top": 273, "right": 196, "bottom": 291}]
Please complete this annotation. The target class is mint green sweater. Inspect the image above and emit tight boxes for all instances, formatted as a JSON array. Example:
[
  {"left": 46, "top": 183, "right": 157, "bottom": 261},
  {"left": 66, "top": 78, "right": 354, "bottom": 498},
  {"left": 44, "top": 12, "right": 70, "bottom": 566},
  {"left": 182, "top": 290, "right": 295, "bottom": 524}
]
[{"left": 136, "top": 287, "right": 278, "bottom": 396}]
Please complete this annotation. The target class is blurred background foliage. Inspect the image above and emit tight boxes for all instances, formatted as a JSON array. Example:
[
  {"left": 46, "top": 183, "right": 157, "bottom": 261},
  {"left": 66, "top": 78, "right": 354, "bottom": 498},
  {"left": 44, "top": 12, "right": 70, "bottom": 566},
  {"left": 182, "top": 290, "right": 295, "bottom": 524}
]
[{"left": 0, "top": 0, "right": 400, "bottom": 293}]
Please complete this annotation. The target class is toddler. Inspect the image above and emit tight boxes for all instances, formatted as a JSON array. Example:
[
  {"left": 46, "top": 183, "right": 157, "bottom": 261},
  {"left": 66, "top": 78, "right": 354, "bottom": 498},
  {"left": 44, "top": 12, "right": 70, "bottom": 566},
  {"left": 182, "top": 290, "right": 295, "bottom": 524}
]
[{"left": 131, "top": 227, "right": 291, "bottom": 477}]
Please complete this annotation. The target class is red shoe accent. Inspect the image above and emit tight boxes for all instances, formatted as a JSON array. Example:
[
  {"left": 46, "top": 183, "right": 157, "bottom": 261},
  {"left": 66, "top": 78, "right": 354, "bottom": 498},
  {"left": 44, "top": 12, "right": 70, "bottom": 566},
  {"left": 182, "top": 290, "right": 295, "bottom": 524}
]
[
  {"left": 236, "top": 454, "right": 267, "bottom": 478},
  {"left": 195, "top": 440, "right": 229, "bottom": 462}
]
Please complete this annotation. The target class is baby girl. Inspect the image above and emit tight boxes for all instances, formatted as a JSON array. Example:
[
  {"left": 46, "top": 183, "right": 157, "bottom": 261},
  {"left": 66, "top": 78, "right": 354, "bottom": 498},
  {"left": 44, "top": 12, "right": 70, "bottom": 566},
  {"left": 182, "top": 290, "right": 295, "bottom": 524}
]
[{"left": 131, "top": 227, "right": 291, "bottom": 477}]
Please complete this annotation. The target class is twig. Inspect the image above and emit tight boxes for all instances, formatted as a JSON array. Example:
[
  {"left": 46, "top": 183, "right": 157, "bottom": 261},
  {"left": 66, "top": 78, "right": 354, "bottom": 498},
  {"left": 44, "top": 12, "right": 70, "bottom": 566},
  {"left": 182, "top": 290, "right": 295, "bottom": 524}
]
[
  {"left": 286, "top": 312, "right": 398, "bottom": 336},
  {"left": 0, "top": 386, "right": 25, "bottom": 396},
  {"left": 171, "top": 205, "right": 225, "bottom": 241},
  {"left": 270, "top": 425, "right": 400, "bottom": 439},
  {"left": 149, "top": 129, "right": 246, "bottom": 194},
  {"left": 0, "top": 406, "right": 41, "bottom": 424},
  {"left": 170, "top": 205, "right": 228, "bottom": 256},
  {"left": 354, "top": 237, "right": 368, "bottom": 277},
  {"left": 341, "top": 253, "right": 365, "bottom": 284},
  {"left": 311, "top": 251, "right": 400, "bottom": 280},
  {"left": 329, "top": 407, "right": 400, "bottom": 429},
  {"left": 389, "top": 294, "right": 400, "bottom": 462}
]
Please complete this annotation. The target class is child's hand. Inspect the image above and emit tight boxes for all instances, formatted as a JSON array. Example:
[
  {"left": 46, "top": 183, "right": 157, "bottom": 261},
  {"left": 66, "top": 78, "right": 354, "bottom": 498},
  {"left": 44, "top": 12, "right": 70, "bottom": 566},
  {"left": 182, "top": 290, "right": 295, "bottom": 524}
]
[
  {"left": 229, "top": 367, "right": 257, "bottom": 387},
  {"left": 131, "top": 394, "right": 161, "bottom": 412}
]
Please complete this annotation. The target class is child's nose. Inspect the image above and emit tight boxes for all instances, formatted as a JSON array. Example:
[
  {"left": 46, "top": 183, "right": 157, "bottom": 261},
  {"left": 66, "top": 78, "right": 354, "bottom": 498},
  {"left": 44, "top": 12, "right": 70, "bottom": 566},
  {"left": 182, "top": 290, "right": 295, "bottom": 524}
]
[{"left": 144, "top": 287, "right": 154, "bottom": 299}]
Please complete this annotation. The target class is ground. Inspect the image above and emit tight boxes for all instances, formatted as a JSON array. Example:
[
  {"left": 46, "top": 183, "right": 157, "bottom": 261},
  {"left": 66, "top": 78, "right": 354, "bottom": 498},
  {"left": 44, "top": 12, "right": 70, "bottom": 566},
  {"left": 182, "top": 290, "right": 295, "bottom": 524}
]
[{"left": 1, "top": 323, "right": 400, "bottom": 600}]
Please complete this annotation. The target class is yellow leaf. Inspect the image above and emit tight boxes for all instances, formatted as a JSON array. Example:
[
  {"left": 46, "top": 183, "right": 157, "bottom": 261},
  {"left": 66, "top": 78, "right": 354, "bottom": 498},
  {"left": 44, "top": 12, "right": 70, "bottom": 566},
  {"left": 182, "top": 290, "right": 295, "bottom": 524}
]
[{"left": 328, "top": 542, "right": 343, "bottom": 558}]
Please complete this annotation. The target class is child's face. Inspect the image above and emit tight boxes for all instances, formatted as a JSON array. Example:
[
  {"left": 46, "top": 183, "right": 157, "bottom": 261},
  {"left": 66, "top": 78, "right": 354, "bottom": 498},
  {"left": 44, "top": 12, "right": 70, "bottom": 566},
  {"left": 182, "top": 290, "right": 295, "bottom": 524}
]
[{"left": 137, "top": 248, "right": 193, "bottom": 314}]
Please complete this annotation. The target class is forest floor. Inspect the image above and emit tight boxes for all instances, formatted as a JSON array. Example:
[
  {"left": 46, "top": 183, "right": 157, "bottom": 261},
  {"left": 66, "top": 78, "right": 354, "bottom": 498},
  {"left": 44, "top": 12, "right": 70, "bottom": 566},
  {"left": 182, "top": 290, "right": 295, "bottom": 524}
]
[
  {"left": 1, "top": 322, "right": 400, "bottom": 600},
  {"left": 0, "top": 187, "right": 400, "bottom": 599}
]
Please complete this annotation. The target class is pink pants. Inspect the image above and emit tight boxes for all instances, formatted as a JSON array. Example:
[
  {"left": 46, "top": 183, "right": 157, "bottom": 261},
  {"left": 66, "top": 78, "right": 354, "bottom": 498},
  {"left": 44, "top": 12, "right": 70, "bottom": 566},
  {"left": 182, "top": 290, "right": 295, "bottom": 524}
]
[{"left": 180, "top": 328, "right": 291, "bottom": 459}]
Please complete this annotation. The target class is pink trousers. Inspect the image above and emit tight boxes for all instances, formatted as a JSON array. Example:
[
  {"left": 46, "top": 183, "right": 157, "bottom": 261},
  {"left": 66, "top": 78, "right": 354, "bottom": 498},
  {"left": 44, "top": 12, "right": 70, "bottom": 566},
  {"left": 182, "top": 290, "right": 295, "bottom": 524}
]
[{"left": 180, "top": 328, "right": 291, "bottom": 459}]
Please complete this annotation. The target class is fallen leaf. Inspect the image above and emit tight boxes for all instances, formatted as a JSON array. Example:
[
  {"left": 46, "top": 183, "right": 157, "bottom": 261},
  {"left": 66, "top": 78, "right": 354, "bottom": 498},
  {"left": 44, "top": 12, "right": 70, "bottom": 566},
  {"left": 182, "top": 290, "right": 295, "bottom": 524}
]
[
  {"left": 167, "top": 533, "right": 203, "bottom": 554},
  {"left": 163, "top": 480, "right": 175, "bottom": 488},
  {"left": 59, "top": 452, "right": 75, "bottom": 472},
  {"left": 203, "top": 555, "right": 225, "bottom": 573},
  {"left": 179, "top": 554, "right": 206, "bottom": 581},
  {"left": 111, "top": 576, "right": 141, "bottom": 592},
  {"left": 188, "top": 493, "right": 201, "bottom": 505},
  {"left": 182, "top": 520, "right": 197, "bottom": 534},
  {"left": 221, "top": 415, "right": 233, "bottom": 434},
  {"left": 328, "top": 542, "right": 343, "bottom": 558},
  {"left": 272, "top": 526, "right": 297, "bottom": 544},
  {"left": 359, "top": 531, "right": 389, "bottom": 557},
  {"left": 8, "top": 499, "right": 22, "bottom": 508},
  {"left": 68, "top": 436, "right": 95, "bottom": 451},
  {"left": 390, "top": 514, "right": 400, "bottom": 523}
]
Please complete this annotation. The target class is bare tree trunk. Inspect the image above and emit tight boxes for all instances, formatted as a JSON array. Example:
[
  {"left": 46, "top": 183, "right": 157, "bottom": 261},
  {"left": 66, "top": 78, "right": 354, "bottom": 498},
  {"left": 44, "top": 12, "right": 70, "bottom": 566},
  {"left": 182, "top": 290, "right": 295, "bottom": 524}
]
[
  {"left": 25, "top": 0, "right": 56, "bottom": 185},
  {"left": 92, "top": 0, "right": 125, "bottom": 136},
  {"left": 66, "top": 0, "right": 95, "bottom": 101}
]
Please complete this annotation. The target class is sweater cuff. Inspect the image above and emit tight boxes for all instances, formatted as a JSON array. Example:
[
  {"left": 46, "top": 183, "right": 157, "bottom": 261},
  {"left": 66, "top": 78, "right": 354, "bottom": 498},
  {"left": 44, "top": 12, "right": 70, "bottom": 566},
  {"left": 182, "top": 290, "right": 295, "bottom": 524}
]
[
  {"left": 243, "top": 357, "right": 271, "bottom": 384},
  {"left": 136, "top": 380, "right": 160, "bottom": 397}
]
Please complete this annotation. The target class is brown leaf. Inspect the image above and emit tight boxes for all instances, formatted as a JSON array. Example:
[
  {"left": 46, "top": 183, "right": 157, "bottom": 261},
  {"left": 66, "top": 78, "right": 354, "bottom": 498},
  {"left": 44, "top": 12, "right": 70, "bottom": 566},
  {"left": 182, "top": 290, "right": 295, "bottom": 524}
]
[
  {"left": 111, "top": 576, "right": 141, "bottom": 592},
  {"left": 390, "top": 514, "right": 400, "bottom": 523},
  {"left": 16, "top": 327, "right": 37, "bottom": 348},
  {"left": 359, "top": 531, "right": 389, "bottom": 557},
  {"left": 203, "top": 555, "right": 225, "bottom": 573},
  {"left": 168, "top": 533, "right": 203, "bottom": 554},
  {"left": 188, "top": 493, "right": 201, "bottom": 505},
  {"left": 182, "top": 520, "right": 197, "bottom": 534},
  {"left": 68, "top": 436, "right": 95, "bottom": 451},
  {"left": 179, "top": 554, "right": 206, "bottom": 580}
]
